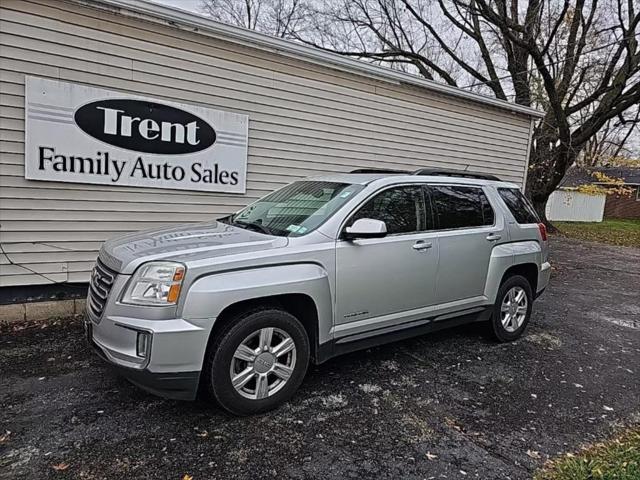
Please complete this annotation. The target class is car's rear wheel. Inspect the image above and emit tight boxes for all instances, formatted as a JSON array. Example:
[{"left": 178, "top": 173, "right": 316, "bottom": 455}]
[
  {"left": 204, "top": 307, "right": 310, "bottom": 416},
  {"left": 491, "top": 275, "right": 533, "bottom": 342}
]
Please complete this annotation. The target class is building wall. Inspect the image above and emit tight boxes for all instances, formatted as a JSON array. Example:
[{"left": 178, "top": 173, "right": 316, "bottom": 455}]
[
  {"left": 604, "top": 187, "right": 640, "bottom": 219},
  {"left": 0, "top": 0, "right": 534, "bottom": 287},
  {"left": 546, "top": 190, "right": 606, "bottom": 223}
]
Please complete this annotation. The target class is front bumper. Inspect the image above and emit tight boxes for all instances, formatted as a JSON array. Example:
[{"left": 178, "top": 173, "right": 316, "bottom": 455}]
[{"left": 84, "top": 315, "right": 208, "bottom": 401}]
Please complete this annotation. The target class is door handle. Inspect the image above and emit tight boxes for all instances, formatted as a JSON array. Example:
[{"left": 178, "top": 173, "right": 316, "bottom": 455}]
[
  {"left": 412, "top": 240, "right": 433, "bottom": 251},
  {"left": 486, "top": 233, "right": 502, "bottom": 241}
]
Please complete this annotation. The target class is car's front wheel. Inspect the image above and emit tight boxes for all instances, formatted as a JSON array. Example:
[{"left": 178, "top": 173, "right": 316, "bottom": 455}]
[
  {"left": 491, "top": 275, "right": 533, "bottom": 342},
  {"left": 204, "top": 307, "right": 310, "bottom": 416}
]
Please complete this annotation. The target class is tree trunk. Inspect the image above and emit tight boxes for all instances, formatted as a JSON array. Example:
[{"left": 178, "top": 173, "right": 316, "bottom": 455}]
[
  {"left": 525, "top": 127, "right": 581, "bottom": 234},
  {"left": 531, "top": 197, "right": 557, "bottom": 233}
]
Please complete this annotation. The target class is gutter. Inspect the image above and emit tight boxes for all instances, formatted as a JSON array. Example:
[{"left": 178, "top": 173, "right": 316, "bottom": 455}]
[{"left": 73, "top": 0, "right": 545, "bottom": 119}]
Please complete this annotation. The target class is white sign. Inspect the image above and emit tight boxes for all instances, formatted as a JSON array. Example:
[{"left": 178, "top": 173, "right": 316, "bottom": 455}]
[{"left": 25, "top": 77, "right": 248, "bottom": 193}]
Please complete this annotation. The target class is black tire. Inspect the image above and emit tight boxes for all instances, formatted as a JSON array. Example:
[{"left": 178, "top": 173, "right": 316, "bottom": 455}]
[
  {"left": 204, "top": 307, "right": 310, "bottom": 416},
  {"left": 491, "top": 275, "right": 534, "bottom": 342}
]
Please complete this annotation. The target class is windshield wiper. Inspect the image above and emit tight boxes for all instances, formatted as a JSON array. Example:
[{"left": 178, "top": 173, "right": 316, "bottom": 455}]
[
  {"left": 218, "top": 215, "right": 277, "bottom": 236},
  {"left": 231, "top": 220, "right": 275, "bottom": 236}
]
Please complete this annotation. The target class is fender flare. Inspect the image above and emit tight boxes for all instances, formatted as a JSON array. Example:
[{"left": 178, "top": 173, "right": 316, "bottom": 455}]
[
  {"left": 484, "top": 241, "right": 542, "bottom": 302},
  {"left": 181, "top": 263, "right": 333, "bottom": 344}
]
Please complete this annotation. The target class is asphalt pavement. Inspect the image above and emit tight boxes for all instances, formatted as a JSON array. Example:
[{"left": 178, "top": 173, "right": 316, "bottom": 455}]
[{"left": 1, "top": 236, "right": 639, "bottom": 479}]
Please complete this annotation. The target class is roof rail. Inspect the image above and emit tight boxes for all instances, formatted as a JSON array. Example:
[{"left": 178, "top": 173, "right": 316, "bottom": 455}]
[
  {"left": 412, "top": 168, "right": 501, "bottom": 181},
  {"left": 350, "top": 168, "right": 410, "bottom": 174}
]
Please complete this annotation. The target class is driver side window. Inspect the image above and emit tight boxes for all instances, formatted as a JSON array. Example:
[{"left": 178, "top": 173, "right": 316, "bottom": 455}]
[{"left": 349, "top": 186, "right": 428, "bottom": 235}]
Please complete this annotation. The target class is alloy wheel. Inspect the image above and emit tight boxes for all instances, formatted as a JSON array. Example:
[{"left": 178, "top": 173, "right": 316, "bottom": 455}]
[
  {"left": 229, "top": 327, "right": 297, "bottom": 400},
  {"left": 500, "top": 286, "right": 528, "bottom": 333}
]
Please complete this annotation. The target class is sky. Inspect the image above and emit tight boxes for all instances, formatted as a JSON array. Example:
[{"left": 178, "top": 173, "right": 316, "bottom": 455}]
[{"left": 151, "top": 0, "right": 201, "bottom": 13}]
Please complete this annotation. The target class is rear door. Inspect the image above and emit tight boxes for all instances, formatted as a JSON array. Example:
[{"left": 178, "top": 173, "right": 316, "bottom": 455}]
[{"left": 427, "top": 184, "right": 505, "bottom": 305}]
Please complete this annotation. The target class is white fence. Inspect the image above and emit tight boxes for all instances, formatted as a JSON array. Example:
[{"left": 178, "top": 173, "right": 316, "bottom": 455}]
[{"left": 546, "top": 190, "right": 606, "bottom": 222}]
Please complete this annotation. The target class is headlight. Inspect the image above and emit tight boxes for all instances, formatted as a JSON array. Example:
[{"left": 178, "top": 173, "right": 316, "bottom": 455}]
[{"left": 121, "top": 261, "right": 185, "bottom": 306}]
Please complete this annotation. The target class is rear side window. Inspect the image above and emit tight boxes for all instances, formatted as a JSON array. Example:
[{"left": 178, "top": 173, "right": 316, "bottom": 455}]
[
  {"left": 498, "top": 188, "right": 539, "bottom": 224},
  {"left": 349, "top": 186, "right": 428, "bottom": 234},
  {"left": 429, "top": 185, "right": 494, "bottom": 229}
]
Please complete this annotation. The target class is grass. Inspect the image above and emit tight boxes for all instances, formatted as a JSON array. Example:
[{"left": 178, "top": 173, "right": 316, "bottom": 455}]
[
  {"left": 535, "top": 428, "right": 640, "bottom": 480},
  {"left": 553, "top": 219, "right": 640, "bottom": 248}
]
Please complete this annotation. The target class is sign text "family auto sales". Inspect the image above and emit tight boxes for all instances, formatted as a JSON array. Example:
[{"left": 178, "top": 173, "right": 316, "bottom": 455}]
[{"left": 25, "top": 77, "right": 248, "bottom": 193}]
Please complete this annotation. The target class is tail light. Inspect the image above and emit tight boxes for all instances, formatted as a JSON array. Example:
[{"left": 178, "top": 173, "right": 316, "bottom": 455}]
[{"left": 538, "top": 223, "right": 548, "bottom": 242}]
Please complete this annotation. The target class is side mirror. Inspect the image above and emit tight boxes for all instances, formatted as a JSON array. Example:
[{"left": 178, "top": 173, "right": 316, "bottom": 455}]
[{"left": 344, "top": 218, "right": 387, "bottom": 240}]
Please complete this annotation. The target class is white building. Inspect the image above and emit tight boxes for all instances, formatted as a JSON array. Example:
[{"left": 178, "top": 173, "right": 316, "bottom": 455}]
[
  {"left": 547, "top": 191, "right": 606, "bottom": 223},
  {"left": 0, "top": 0, "right": 543, "bottom": 305}
]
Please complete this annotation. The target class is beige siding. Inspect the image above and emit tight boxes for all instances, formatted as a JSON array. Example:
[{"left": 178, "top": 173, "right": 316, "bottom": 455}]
[{"left": 0, "top": 0, "right": 534, "bottom": 287}]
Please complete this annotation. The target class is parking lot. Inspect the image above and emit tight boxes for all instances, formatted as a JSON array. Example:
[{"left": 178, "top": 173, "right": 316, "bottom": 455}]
[{"left": 1, "top": 236, "right": 639, "bottom": 480}]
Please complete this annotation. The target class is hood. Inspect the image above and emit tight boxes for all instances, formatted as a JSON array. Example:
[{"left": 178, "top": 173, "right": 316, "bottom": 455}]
[{"left": 99, "top": 221, "right": 288, "bottom": 273}]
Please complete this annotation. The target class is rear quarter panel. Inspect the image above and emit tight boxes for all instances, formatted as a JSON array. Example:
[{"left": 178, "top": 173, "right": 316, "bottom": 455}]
[{"left": 484, "top": 243, "right": 516, "bottom": 302}]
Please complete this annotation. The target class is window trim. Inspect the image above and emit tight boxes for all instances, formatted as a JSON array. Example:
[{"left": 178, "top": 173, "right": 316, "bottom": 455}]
[
  {"left": 338, "top": 183, "right": 432, "bottom": 239},
  {"left": 425, "top": 183, "right": 497, "bottom": 232}
]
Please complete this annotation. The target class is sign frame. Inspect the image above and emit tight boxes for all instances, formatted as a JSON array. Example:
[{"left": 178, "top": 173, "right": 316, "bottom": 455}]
[{"left": 25, "top": 77, "right": 249, "bottom": 194}]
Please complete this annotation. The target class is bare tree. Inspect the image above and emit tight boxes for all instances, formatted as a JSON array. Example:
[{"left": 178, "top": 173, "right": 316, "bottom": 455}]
[
  {"left": 202, "top": 0, "right": 640, "bottom": 226},
  {"left": 297, "top": 1, "right": 464, "bottom": 80},
  {"left": 580, "top": 105, "right": 640, "bottom": 165},
  {"left": 199, "top": 0, "right": 308, "bottom": 38},
  {"left": 469, "top": 0, "right": 640, "bottom": 225}
]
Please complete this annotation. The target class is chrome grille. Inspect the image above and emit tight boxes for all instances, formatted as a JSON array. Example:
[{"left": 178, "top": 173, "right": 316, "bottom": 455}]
[{"left": 88, "top": 258, "right": 117, "bottom": 320}]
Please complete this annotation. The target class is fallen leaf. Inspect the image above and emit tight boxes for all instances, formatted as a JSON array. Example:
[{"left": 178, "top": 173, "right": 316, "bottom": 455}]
[
  {"left": 425, "top": 452, "right": 438, "bottom": 460},
  {"left": 182, "top": 475, "right": 193, "bottom": 480},
  {"left": 526, "top": 450, "right": 541, "bottom": 459},
  {"left": 52, "top": 463, "right": 70, "bottom": 471},
  {"left": 0, "top": 431, "right": 11, "bottom": 443},
  {"left": 444, "top": 417, "right": 462, "bottom": 431}
]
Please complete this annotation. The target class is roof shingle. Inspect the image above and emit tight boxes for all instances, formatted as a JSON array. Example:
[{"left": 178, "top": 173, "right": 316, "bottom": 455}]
[{"left": 559, "top": 166, "right": 640, "bottom": 187}]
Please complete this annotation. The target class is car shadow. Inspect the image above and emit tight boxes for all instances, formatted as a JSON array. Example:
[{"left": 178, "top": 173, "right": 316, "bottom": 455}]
[{"left": 96, "top": 319, "right": 500, "bottom": 421}]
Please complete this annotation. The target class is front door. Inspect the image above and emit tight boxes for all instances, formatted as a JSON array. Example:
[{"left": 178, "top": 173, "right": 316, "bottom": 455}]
[{"left": 334, "top": 185, "right": 439, "bottom": 334}]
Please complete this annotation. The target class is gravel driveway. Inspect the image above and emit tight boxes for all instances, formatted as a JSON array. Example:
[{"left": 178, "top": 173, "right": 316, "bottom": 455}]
[{"left": 1, "top": 237, "right": 639, "bottom": 479}]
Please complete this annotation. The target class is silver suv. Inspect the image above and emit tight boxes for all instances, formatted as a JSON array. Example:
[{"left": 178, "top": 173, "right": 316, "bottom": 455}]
[{"left": 85, "top": 169, "right": 550, "bottom": 415}]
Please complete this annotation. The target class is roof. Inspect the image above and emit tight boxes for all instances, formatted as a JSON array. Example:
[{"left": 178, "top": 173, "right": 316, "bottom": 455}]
[
  {"left": 81, "top": 0, "right": 545, "bottom": 119},
  {"left": 309, "top": 173, "right": 397, "bottom": 185},
  {"left": 307, "top": 172, "right": 519, "bottom": 188},
  {"left": 559, "top": 167, "right": 640, "bottom": 187}
]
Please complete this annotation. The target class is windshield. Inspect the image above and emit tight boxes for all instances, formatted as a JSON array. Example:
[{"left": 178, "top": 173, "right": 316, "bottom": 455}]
[{"left": 222, "top": 181, "right": 363, "bottom": 237}]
